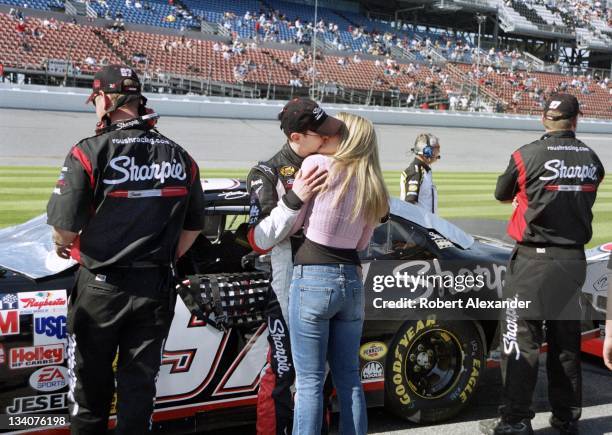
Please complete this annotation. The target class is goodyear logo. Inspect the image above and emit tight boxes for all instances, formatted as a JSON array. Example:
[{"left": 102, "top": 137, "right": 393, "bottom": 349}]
[{"left": 359, "top": 341, "right": 387, "bottom": 361}]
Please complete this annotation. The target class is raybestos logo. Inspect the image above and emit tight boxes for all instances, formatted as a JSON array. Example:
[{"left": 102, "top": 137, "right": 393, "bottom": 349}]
[
  {"left": 18, "top": 290, "right": 67, "bottom": 315},
  {"left": 29, "top": 366, "right": 69, "bottom": 392}
]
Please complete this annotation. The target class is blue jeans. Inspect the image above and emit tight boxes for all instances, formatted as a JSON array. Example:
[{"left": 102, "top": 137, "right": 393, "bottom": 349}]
[{"left": 289, "top": 264, "right": 367, "bottom": 435}]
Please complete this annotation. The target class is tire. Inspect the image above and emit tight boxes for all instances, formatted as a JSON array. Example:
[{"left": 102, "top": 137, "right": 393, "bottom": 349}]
[{"left": 384, "top": 318, "right": 485, "bottom": 424}]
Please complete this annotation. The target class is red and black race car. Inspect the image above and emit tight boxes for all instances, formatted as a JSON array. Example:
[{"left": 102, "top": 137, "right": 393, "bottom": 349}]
[{"left": 0, "top": 178, "right": 608, "bottom": 433}]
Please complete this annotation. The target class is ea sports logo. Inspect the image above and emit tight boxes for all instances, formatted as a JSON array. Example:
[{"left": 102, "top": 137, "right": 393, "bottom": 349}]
[{"left": 29, "top": 366, "right": 69, "bottom": 392}]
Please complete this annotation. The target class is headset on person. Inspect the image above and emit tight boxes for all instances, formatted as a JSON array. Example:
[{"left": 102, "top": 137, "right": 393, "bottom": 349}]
[{"left": 411, "top": 133, "right": 440, "bottom": 160}]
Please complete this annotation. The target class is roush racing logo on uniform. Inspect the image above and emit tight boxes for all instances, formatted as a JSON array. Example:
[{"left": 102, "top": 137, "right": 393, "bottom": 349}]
[
  {"left": 103, "top": 156, "right": 187, "bottom": 185},
  {"left": 539, "top": 159, "right": 599, "bottom": 182}
]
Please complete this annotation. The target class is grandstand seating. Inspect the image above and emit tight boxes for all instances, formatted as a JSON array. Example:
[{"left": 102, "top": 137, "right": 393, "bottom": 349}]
[
  {"left": 0, "top": 13, "right": 122, "bottom": 72},
  {"left": 1, "top": 11, "right": 609, "bottom": 120},
  {"left": 510, "top": 0, "right": 548, "bottom": 27},
  {"left": 455, "top": 63, "right": 610, "bottom": 119}
]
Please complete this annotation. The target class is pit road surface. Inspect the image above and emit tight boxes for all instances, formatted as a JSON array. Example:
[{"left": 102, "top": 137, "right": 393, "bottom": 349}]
[{"left": 1, "top": 109, "right": 611, "bottom": 172}]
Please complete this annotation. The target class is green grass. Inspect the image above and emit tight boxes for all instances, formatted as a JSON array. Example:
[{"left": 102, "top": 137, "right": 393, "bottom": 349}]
[{"left": 2, "top": 167, "right": 611, "bottom": 248}]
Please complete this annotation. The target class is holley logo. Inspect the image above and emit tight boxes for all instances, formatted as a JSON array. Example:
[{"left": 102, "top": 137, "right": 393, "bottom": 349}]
[
  {"left": 29, "top": 366, "right": 69, "bottom": 392},
  {"left": 18, "top": 290, "right": 67, "bottom": 314},
  {"left": 10, "top": 344, "right": 64, "bottom": 369}
]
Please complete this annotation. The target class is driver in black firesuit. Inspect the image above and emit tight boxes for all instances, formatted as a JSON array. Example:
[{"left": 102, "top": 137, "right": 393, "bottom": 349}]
[
  {"left": 479, "top": 94, "right": 604, "bottom": 435},
  {"left": 46, "top": 65, "right": 204, "bottom": 434}
]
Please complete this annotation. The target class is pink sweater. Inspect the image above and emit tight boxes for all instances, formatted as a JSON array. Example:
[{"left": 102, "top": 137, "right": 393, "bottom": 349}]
[{"left": 291, "top": 155, "right": 374, "bottom": 251}]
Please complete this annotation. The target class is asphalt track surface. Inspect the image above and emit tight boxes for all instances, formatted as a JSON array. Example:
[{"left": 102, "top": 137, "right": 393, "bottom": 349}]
[
  {"left": 1, "top": 108, "right": 611, "bottom": 434},
  {"left": 1, "top": 108, "right": 611, "bottom": 172}
]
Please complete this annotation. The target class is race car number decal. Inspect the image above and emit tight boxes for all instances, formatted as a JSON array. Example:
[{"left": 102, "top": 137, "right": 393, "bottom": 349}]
[{"left": 155, "top": 298, "right": 268, "bottom": 403}]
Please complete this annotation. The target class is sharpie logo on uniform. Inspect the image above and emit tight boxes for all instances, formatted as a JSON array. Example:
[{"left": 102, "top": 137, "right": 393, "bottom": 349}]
[
  {"left": 103, "top": 156, "right": 187, "bottom": 185},
  {"left": 539, "top": 159, "right": 598, "bottom": 182}
]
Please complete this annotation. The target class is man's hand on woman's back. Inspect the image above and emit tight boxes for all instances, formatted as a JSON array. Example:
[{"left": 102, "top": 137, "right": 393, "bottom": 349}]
[{"left": 292, "top": 165, "right": 328, "bottom": 203}]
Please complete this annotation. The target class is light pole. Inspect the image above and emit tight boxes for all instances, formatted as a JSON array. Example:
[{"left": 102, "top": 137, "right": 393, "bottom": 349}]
[
  {"left": 475, "top": 14, "right": 487, "bottom": 109},
  {"left": 310, "top": 0, "right": 318, "bottom": 99}
]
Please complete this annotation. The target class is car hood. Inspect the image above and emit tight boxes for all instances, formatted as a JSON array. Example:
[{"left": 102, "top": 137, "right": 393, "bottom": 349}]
[{"left": 0, "top": 214, "right": 76, "bottom": 279}]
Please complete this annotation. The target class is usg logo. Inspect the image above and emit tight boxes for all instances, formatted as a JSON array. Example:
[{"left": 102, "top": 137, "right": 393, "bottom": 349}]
[
  {"left": 34, "top": 315, "right": 67, "bottom": 343},
  {"left": 29, "top": 366, "right": 69, "bottom": 392}
]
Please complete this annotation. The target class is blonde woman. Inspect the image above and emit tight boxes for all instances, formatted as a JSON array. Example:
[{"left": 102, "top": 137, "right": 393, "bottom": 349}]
[{"left": 287, "top": 112, "right": 389, "bottom": 435}]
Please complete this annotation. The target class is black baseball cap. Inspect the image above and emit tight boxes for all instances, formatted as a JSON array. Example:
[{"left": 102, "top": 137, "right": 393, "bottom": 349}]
[
  {"left": 278, "top": 98, "right": 344, "bottom": 137},
  {"left": 543, "top": 93, "right": 582, "bottom": 120},
  {"left": 86, "top": 65, "right": 141, "bottom": 104}
]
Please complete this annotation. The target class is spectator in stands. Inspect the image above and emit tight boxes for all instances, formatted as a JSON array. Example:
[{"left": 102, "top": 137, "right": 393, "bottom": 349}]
[
  {"left": 406, "top": 93, "right": 415, "bottom": 107},
  {"left": 85, "top": 56, "right": 96, "bottom": 66},
  {"left": 290, "top": 51, "right": 303, "bottom": 65},
  {"left": 16, "top": 19, "right": 26, "bottom": 36},
  {"left": 289, "top": 77, "right": 303, "bottom": 87},
  {"left": 353, "top": 54, "right": 361, "bottom": 63}
]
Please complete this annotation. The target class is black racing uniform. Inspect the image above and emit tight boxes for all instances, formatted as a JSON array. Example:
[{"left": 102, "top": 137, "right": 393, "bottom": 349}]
[
  {"left": 47, "top": 116, "right": 204, "bottom": 434},
  {"left": 400, "top": 158, "right": 437, "bottom": 213},
  {"left": 247, "top": 143, "right": 331, "bottom": 435},
  {"left": 494, "top": 130, "right": 604, "bottom": 424}
]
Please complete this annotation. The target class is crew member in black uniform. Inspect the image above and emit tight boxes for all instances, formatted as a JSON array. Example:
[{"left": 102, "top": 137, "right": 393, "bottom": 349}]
[
  {"left": 480, "top": 94, "right": 605, "bottom": 435},
  {"left": 400, "top": 133, "right": 440, "bottom": 213},
  {"left": 47, "top": 65, "right": 204, "bottom": 434},
  {"left": 604, "top": 255, "right": 612, "bottom": 371}
]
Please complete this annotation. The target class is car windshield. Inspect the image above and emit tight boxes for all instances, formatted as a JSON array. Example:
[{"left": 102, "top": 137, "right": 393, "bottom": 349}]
[{"left": 389, "top": 199, "right": 474, "bottom": 250}]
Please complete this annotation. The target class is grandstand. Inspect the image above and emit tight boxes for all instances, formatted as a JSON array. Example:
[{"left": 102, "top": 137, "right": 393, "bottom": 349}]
[{"left": 0, "top": 0, "right": 609, "bottom": 118}]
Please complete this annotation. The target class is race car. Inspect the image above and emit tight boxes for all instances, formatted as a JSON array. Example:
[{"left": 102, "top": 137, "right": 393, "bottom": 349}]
[{"left": 0, "top": 178, "right": 608, "bottom": 434}]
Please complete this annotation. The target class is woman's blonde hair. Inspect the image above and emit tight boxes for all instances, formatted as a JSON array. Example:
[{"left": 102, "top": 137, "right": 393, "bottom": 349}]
[{"left": 324, "top": 112, "right": 389, "bottom": 225}]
